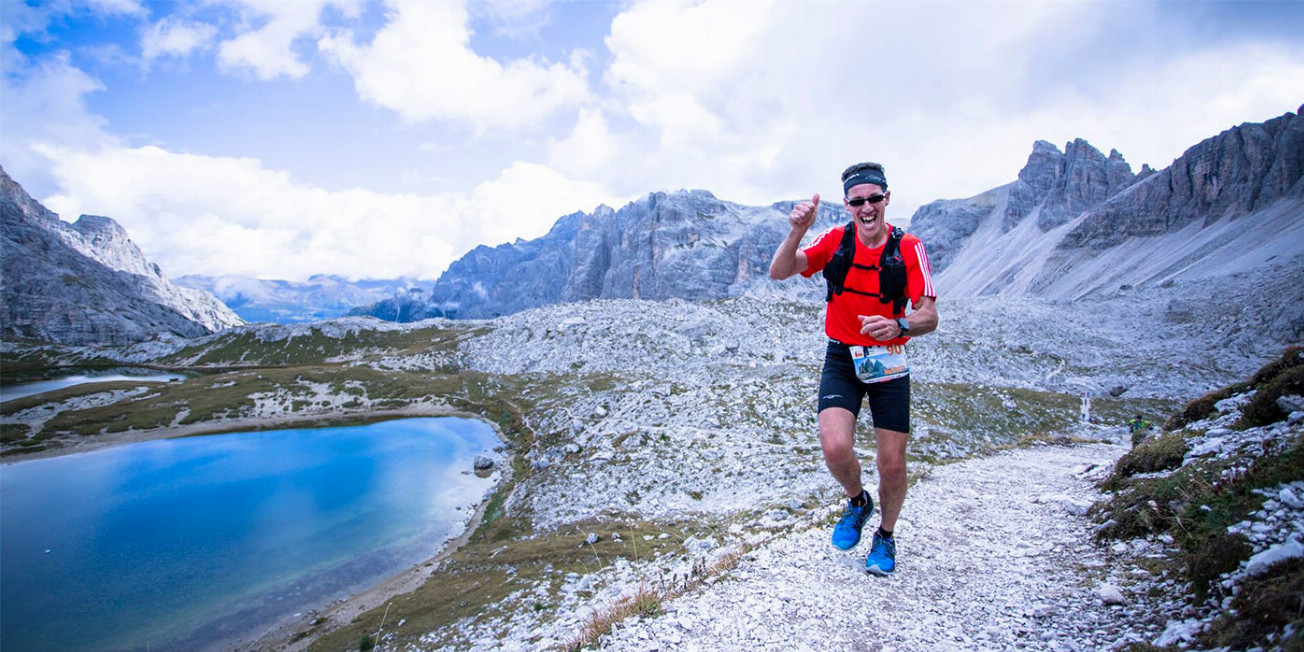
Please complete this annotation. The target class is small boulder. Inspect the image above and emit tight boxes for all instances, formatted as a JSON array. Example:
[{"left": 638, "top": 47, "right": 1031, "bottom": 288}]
[
  {"left": 1096, "top": 583, "right": 1127, "bottom": 606},
  {"left": 1245, "top": 539, "right": 1304, "bottom": 577},
  {"left": 1276, "top": 394, "right": 1304, "bottom": 414},
  {"left": 473, "top": 454, "right": 496, "bottom": 471}
]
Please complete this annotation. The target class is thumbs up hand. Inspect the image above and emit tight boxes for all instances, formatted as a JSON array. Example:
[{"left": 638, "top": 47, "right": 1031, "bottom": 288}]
[{"left": 789, "top": 193, "right": 820, "bottom": 232}]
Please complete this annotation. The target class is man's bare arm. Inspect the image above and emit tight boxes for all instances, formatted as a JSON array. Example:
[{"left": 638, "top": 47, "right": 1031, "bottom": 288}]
[{"left": 770, "top": 194, "right": 819, "bottom": 280}]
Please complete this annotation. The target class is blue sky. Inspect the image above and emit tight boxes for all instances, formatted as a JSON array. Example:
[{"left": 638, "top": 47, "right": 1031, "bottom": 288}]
[{"left": 3, "top": 0, "right": 1302, "bottom": 281}]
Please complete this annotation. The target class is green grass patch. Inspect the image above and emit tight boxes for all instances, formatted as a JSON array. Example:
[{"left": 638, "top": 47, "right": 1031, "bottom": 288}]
[
  {"left": 1110, "top": 431, "right": 1189, "bottom": 480},
  {"left": 1236, "top": 346, "right": 1304, "bottom": 429}
]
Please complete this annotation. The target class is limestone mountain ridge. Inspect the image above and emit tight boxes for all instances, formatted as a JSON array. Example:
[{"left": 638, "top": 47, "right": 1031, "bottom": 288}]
[{"left": 0, "top": 166, "right": 243, "bottom": 346}]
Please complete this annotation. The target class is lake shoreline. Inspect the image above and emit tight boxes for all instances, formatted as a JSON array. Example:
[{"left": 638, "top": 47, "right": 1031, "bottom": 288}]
[
  {"left": 232, "top": 446, "right": 511, "bottom": 652},
  {"left": 3, "top": 405, "right": 514, "bottom": 652},
  {"left": 3, "top": 403, "right": 475, "bottom": 463}
]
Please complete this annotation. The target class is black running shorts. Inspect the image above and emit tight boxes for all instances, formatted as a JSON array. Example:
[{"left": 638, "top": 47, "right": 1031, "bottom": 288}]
[{"left": 817, "top": 340, "right": 911, "bottom": 434}]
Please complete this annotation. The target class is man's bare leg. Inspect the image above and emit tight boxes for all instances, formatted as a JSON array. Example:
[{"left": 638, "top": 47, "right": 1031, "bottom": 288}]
[
  {"left": 874, "top": 428, "right": 909, "bottom": 532},
  {"left": 818, "top": 407, "right": 862, "bottom": 498}
]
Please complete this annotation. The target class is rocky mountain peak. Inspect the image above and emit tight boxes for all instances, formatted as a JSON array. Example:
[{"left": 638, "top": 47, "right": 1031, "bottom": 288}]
[
  {"left": 907, "top": 107, "right": 1302, "bottom": 301},
  {"left": 1, "top": 166, "right": 58, "bottom": 224},
  {"left": 64, "top": 214, "right": 164, "bottom": 278},
  {"left": 2, "top": 167, "right": 243, "bottom": 345},
  {"left": 1003, "top": 138, "right": 1136, "bottom": 231},
  {"left": 355, "top": 189, "right": 837, "bottom": 320},
  {"left": 1060, "top": 108, "right": 1303, "bottom": 249}
]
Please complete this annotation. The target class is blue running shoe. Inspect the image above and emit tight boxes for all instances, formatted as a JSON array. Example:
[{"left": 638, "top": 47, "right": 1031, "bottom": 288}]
[
  {"left": 865, "top": 532, "right": 896, "bottom": 576},
  {"left": 831, "top": 494, "right": 873, "bottom": 550}
]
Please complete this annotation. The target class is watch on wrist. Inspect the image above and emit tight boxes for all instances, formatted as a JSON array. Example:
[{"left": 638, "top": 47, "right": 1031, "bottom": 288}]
[{"left": 896, "top": 317, "right": 911, "bottom": 336}]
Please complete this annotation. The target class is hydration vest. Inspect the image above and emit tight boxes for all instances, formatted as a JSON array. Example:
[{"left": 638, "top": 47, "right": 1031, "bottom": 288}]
[{"left": 823, "top": 222, "right": 908, "bottom": 315}]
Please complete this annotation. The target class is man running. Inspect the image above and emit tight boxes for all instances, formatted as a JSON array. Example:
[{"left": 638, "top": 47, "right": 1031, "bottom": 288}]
[{"left": 769, "top": 162, "right": 938, "bottom": 576}]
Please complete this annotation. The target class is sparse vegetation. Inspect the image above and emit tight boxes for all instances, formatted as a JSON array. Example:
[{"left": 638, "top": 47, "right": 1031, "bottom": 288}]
[
  {"left": 1094, "top": 347, "right": 1304, "bottom": 648},
  {"left": 1201, "top": 557, "right": 1304, "bottom": 651},
  {"left": 306, "top": 516, "right": 707, "bottom": 652}
]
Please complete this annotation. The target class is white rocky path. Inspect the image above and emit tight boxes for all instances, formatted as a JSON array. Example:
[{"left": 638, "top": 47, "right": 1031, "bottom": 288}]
[{"left": 599, "top": 443, "right": 1165, "bottom": 652}]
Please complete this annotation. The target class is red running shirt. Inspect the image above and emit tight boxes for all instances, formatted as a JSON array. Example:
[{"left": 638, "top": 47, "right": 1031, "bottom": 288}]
[{"left": 800, "top": 223, "right": 936, "bottom": 346}]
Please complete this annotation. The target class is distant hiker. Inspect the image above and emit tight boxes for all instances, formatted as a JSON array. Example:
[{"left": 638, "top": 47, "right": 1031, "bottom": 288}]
[
  {"left": 1129, "top": 414, "right": 1152, "bottom": 447},
  {"left": 769, "top": 162, "right": 939, "bottom": 576},
  {"left": 1081, "top": 392, "right": 1091, "bottom": 423}
]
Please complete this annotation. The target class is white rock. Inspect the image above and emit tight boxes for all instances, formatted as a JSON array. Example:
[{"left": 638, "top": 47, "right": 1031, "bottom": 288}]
[
  {"left": 1244, "top": 539, "right": 1304, "bottom": 577},
  {"left": 1279, "top": 486, "right": 1304, "bottom": 510},
  {"left": 1276, "top": 394, "right": 1304, "bottom": 413},
  {"left": 1154, "top": 619, "right": 1202, "bottom": 646},
  {"left": 1096, "top": 583, "right": 1127, "bottom": 606},
  {"left": 1188, "top": 438, "right": 1225, "bottom": 457}
]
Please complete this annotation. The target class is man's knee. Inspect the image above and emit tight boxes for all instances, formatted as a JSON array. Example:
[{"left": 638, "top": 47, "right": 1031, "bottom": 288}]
[
  {"left": 874, "top": 429, "right": 908, "bottom": 476},
  {"left": 819, "top": 409, "right": 857, "bottom": 458}
]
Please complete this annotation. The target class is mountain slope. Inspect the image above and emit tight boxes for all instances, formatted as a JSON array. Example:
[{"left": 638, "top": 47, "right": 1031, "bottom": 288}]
[
  {"left": 0, "top": 166, "right": 243, "bottom": 345},
  {"left": 910, "top": 107, "right": 1304, "bottom": 300}
]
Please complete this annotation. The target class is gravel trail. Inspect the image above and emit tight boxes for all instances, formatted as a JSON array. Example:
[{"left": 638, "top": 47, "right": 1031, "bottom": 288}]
[{"left": 599, "top": 443, "right": 1165, "bottom": 652}]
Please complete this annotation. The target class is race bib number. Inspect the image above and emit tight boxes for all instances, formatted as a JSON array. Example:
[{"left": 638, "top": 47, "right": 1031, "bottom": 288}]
[{"left": 850, "top": 344, "right": 909, "bottom": 384}]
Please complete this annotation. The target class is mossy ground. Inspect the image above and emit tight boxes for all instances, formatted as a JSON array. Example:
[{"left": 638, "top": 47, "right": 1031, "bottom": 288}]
[{"left": 1094, "top": 347, "right": 1304, "bottom": 649}]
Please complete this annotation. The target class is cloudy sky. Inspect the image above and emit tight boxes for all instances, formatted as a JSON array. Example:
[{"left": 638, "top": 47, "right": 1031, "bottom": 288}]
[{"left": 3, "top": 0, "right": 1302, "bottom": 282}]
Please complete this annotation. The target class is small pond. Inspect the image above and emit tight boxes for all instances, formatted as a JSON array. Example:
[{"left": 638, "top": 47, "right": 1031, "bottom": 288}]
[
  {"left": 0, "top": 368, "right": 189, "bottom": 403},
  {"left": 0, "top": 417, "right": 501, "bottom": 652}
]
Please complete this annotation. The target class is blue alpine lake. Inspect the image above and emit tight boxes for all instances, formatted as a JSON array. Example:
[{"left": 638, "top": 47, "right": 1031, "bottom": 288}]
[{"left": 0, "top": 417, "right": 501, "bottom": 652}]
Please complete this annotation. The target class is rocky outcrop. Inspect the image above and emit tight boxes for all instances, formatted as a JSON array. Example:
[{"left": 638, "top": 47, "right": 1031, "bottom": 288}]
[
  {"left": 360, "top": 190, "right": 841, "bottom": 320},
  {"left": 910, "top": 138, "right": 1137, "bottom": 277},
  {"left": 908, "top": 191, "right": 1002, "bottom": 274},
  {"left": 1003, "top": 139, "right": 1136, "bottom": 232},
  {"left": 1004, "top": 140, "right": 1062, "bottom": 230},
  {"left": 1060, "top": 108, "right": 1304, "bottom": 250},
  {"left": 1, "top": 166, "right": 243, "bottom": 346},
  {"left": 907, "top": 107, "right": 1303, "bottom": 302}
]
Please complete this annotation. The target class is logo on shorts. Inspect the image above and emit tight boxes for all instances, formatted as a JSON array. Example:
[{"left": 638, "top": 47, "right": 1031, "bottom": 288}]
[{"left": 822, "top": 394, "right": 842, "bottom": 401}]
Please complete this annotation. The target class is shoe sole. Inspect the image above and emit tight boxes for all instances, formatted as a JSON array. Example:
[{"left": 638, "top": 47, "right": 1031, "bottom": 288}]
[{"left": 865, "top": 565, "right": 894, "bottom": 576}]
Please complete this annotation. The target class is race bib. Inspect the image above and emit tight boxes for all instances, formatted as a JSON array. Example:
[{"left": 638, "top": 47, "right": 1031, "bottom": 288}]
[{"left": 850, "top": 344, "right": 909, "bottom": 384}]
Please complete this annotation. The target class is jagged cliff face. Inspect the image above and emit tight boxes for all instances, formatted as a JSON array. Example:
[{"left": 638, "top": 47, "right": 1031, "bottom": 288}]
[
  {"left": 909, "top": 107, "right": 1304, "bottom": 300},
  {"left": 1061, "top": 110, "right": 1304, "bottom": 249},
  {"left": 1, "top": 166, "right": 243, "bottom": 346},
  {"left": 418, "top": 190, "right": 842, "bottom": 319}
]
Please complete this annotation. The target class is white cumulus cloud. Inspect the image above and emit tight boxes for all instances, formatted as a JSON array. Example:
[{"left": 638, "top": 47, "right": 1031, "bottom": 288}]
[
  {"left": 318, "top": 0, "right": 589, "bottom": 129},
  {"left": 141, "top": 17, "right": 218, "bottom": 63},
  {"left": 32, "top": 144, "right": 621, "bottom": 281}
]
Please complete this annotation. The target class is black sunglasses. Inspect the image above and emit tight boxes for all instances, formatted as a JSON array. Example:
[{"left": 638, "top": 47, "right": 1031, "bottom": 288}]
[{"left": 846, "top": 194, "right": 887, "bottom": 207}]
